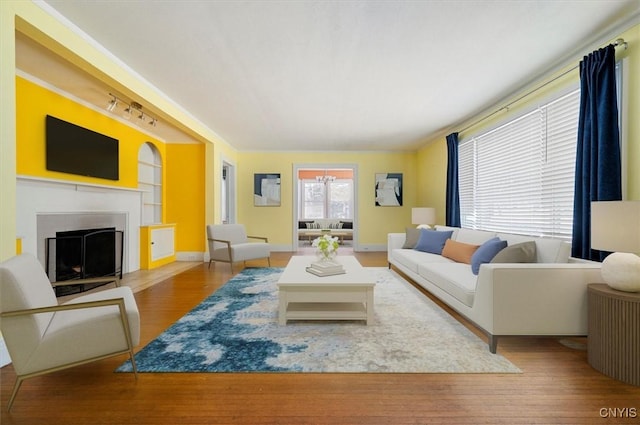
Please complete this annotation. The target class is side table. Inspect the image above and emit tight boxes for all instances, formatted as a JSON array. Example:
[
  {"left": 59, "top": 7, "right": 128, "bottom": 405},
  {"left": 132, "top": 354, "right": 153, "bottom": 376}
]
[{"left": 587, "top": 284, "right": 640, "bottom": 386}]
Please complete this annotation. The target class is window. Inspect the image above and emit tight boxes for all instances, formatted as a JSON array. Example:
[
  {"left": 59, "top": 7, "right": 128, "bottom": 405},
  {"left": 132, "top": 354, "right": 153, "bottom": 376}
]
[
  {"left": 459, "top": 89, "right": 580, "bottom": 240},
  {"left": 299, "top": 178, "right": 354, "bottom": 219}
]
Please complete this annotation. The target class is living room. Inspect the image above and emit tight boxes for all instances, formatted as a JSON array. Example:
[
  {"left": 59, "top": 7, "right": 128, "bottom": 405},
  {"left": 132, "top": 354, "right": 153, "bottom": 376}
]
[{"left": 2, "top": 1, "right": 640, "bottom": 423}]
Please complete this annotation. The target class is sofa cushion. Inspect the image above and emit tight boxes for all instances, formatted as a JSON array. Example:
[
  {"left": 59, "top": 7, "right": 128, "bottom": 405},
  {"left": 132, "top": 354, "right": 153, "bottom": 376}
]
[
  {"left": 496, "top": 233, "right": 570, "bottom": 263},
  {"left": 392, "top": 249, "right": 453, "bottom": 273},
  {"left": 402, "top": 227, "right": 421, "bottom": 249},
  {"left": 441, "top": 239, "right": 479, "bottom": 264},
  {"left": 418, "top": 263, "right": 477, "bottom": 307},
  {"left": 471, "top": 237, "right": 508, "bottom": 275},
  {"left": 491, "top": 241, "right": 536, "bottom": 263},
  {"left": 414, "top": 229, "right": 453, "bottom": 255},
  {"left": 306, "top": 222, "right": 321, "bottom": 229}
]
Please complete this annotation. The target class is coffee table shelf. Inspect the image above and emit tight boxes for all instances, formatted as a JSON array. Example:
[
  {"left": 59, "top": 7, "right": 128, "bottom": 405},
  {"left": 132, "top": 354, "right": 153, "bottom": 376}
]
[
  {"left": 277, "top": 256, "right": 375, "bottom": 325},
  {"left": 284, "top": 302, "right": 368, "bottom": 321}
]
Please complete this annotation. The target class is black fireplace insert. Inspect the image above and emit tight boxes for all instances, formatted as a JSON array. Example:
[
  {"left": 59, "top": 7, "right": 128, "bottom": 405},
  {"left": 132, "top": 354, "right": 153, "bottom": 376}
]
[{"left": 45, "top": 227, "right": 124, "bottom": 296}]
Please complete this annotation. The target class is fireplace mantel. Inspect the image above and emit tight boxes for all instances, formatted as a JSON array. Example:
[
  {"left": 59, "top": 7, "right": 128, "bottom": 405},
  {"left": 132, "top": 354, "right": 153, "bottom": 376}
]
[{"left": 17, "top": 175, "right": 143, "bottom": 273}]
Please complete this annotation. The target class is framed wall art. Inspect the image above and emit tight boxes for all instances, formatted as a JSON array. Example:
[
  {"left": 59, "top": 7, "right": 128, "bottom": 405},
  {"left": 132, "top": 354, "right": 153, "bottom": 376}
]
[
  {"left": 375, "top": 173, "right": 402, "bottom": 206},
  {"left": 254, "top": 173, "right": 281, "bottom": 206}
]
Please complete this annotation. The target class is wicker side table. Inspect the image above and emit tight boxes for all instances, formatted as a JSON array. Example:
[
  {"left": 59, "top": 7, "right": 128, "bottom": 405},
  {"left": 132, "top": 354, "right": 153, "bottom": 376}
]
[{"left": 588, "top": 284, "right": 640, "bottom": 386}]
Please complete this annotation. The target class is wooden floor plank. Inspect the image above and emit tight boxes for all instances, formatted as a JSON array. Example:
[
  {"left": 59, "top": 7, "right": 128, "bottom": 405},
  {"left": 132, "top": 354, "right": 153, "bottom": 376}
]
[{"left": 2, "top": 251, "right": 639, "bottom": 424}]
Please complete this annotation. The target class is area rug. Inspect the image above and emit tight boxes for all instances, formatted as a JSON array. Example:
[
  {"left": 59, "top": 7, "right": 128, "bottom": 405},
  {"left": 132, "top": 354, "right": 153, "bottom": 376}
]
[{"left": 116, "top": 267, "right": 520, "bottom": 373}]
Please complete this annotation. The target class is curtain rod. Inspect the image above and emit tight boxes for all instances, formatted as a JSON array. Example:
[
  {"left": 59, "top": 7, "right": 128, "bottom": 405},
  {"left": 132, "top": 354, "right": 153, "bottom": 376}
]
[{"left": 458, "top": 38, "right": 628, "bottom": 135}]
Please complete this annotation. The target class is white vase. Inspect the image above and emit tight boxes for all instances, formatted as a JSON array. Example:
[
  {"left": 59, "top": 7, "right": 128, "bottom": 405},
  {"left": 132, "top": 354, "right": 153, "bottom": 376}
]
[{"left": 316, "top": 249, "right": 337, "bottom": 262}]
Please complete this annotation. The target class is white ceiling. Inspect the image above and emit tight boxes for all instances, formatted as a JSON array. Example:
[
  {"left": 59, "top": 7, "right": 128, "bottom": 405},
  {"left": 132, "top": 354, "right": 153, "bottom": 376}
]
[{"left": 17, "top": 0, "right": 640, "bottom": 151}]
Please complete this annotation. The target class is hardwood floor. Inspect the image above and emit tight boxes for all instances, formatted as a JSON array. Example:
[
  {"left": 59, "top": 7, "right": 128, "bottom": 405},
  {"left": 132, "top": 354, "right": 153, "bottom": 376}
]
[{"left": 2, "top": 251, "right": 639, "bottom": 424}]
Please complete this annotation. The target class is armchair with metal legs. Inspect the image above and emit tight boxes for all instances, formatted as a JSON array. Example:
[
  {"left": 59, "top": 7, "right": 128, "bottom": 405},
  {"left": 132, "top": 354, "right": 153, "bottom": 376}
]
[
  {"left": 207, "top": 224, "right": 271, "bottom": 272},
  {"left": 0, "top": 253, "right": 140, "bottom": 411}
]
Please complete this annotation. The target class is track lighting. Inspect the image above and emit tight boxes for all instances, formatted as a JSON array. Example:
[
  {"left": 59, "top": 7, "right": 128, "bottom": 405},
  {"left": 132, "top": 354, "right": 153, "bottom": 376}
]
[
  {"left": 106, "top": 95, "right": 118, "bottom": 112},
  {"left": 105, "top": 94, "right": 159, "bottom": 128}
]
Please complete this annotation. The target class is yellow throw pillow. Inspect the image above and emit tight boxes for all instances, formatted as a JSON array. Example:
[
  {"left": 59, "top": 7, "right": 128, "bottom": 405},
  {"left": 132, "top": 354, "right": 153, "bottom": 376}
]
[{"left": 441, "top": 239, "right": 479, "bottom": 264}]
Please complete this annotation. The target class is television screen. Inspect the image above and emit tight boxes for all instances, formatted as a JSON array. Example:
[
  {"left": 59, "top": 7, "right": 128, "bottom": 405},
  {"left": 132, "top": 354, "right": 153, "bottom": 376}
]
[{"left": 46, "top": 115, "right": 119, "bottom": 180}]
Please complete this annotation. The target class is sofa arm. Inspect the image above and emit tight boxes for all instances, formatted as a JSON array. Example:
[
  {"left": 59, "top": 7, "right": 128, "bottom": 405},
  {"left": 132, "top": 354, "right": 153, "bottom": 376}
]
[
  {"left": 387, "top": 233, "right": 406, "bottom": 263},
  {"left": 472, "top": 263, "right": 604, "bottom": 337}
]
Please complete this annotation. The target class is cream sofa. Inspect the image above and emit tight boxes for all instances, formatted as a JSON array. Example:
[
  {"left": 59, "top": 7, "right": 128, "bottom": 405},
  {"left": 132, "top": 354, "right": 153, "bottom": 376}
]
[
  {"left": 388, "top": 225, "right": 603, "bottom": 353},
  {"left": 298, "top": 219, "right": 353, "bottom": 243}
]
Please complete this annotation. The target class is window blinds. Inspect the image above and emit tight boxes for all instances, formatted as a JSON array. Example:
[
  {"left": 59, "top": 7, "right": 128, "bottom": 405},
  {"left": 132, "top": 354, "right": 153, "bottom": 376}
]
[{"left": 459, "top": 89, "right": 580, "bottom": 240}]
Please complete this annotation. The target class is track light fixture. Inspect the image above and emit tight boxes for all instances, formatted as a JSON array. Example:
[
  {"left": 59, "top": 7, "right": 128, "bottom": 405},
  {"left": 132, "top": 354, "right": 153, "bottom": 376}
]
[
  {"left": 105, "top": 94, "right": 159, "bottom": 128},
  {"left": 106, "top": 95, "right": 118, "bottom": 112}
]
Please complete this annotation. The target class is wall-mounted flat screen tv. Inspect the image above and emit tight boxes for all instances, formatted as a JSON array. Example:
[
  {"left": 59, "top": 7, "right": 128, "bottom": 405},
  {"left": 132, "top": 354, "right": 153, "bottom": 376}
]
[{"left": 46, "top": 115, "right": 119, "bottom": 181}]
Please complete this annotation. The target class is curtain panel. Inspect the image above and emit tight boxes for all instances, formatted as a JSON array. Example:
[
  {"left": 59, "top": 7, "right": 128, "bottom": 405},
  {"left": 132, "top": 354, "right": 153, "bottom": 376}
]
[
  {"left": 571, "top": 44, "right": 622, "bottom": 260},
  {"left": 446, "top": 132, "right": 461, "bottom": 227}
]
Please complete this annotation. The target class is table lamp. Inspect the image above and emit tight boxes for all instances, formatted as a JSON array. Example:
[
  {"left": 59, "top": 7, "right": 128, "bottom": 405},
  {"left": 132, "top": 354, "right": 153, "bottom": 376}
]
[
  {"left": 412, "top": 207, "right": 436, "bottom": 229},
  {"left": 591, "top": 201, "right": 640, "bottom": 292}
]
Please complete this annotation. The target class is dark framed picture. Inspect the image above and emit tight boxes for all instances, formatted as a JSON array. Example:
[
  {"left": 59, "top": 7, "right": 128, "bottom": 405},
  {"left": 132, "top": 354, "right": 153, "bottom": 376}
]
[
  {"left": 375, "top": 173, "right": 402, "bottom": 206},
  {"left": 254, "top": 173, "right": 281, "bottom": 206}
]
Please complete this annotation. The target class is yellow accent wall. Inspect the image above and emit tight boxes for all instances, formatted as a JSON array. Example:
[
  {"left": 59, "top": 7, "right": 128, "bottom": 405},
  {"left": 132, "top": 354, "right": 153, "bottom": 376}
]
[
  {"left": 16, "top": 76, "right": 166, "bottom": 188},
  {"left": 16, "top": 76, "right": 210, "bottom": 255},
  {"left": 166, "top": 143, "right": 206, "bottom": 252},
  {"left": 237, "top": 151, "right": 417, "bottom": 246}
]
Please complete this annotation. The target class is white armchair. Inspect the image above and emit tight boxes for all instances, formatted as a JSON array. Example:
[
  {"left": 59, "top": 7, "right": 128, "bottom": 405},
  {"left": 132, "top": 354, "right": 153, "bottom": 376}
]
[
  {"left": 0, "top": 253, "right": 140, "bottom": 411},
  {"left": 207, "top": 224, "right": 271, "bottom": 272}
]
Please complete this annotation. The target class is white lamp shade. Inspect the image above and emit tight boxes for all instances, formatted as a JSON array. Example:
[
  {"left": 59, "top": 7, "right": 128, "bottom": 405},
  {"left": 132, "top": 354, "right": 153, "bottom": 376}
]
[
  {"left": 591, "top": 201, "right": 640, "bottom": 253},
  {"left": 412, "top": 207, "right": 436, "bottom": 226}
]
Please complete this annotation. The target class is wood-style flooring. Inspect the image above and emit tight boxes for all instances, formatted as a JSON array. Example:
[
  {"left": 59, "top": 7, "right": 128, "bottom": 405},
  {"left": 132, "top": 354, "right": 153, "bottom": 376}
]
[{"left": 2, "top": 251, "right": 639, "bottom": 424}]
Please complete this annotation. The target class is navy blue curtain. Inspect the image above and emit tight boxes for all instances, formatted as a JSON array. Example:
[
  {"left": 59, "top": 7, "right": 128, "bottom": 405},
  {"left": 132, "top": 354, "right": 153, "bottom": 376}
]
[
  {"left": 446, "top": 132, "right": 461, "bottom": 227},
  {"left": 571, "top": 45, "right": 622, "bottom": 260}
]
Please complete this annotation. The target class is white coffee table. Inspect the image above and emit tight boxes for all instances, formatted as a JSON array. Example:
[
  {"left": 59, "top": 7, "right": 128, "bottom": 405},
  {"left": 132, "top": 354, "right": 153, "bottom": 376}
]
[{"left": 277, "top": 256, "right": 376, "bottom": 325}]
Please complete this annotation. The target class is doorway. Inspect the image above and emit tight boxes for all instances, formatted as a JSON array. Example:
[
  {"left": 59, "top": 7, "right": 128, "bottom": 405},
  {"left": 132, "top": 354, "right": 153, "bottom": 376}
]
[
  {"left": 221, "top": 161, "right": 236, "bottom": 224},
  {"left": 293, "top": 164, "right": 358, "bottom": 251}
]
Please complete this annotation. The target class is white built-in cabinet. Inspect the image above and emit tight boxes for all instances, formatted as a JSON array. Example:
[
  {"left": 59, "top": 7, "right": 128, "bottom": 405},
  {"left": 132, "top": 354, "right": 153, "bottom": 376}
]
[{"left": 150, "top": 226, "right": 175, "bottom": 261}]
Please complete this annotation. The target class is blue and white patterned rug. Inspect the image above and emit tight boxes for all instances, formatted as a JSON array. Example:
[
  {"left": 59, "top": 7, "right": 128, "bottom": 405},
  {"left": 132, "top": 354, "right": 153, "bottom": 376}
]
[{"left": 116, "top": 267, "right": 520, "bottom": 373}]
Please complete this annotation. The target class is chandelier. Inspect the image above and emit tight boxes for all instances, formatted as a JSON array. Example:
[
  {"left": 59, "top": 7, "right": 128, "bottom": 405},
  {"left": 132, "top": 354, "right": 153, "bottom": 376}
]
[{"left": 316, "top": 173, "right": 336, "bottom": 184}]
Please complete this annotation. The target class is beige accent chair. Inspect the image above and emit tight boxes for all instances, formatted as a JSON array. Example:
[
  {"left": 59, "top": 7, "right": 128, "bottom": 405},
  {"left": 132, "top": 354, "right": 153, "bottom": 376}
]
[
  {"left": 0, "top": 253, "right": 140, "bottom": 411},
  {"left": 207, "top": 224, "right": 271, "bottom": 272}
]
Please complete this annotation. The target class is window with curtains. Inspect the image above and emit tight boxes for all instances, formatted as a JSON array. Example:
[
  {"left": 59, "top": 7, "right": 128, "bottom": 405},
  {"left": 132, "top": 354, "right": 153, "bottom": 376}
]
[
  {"left": 458, "top": 89, "right": 580, "bottom": 240},
  {"left": 300, "top": 179, "right": 353, "bottom": 219}
]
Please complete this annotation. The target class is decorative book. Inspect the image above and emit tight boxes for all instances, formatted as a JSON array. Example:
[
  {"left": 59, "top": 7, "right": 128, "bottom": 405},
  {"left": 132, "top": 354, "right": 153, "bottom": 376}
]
[{"left": 306, "top": 260, "right": 346, "bottom": 277}]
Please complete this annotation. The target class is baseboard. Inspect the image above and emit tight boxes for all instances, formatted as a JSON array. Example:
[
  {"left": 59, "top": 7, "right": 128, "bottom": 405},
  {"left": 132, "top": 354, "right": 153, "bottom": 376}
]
[
  {"left": 354, "top": 244, "right": 387, "bottom": 252},
  {"left": 176, "top": 252, "right": 204, "bottom": 262}
]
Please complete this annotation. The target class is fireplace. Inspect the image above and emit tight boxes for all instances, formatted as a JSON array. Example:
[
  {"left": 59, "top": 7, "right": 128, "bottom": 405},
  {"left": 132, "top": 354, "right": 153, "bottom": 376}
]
[{"left": 46, "top": 227, "right": 124, "bottom": 296}]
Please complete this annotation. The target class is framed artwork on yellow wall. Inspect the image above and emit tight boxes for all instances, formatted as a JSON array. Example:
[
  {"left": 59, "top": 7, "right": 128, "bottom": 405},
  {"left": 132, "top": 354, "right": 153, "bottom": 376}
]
[
  {"left": 254, "top": 173, "right": 281, "bottom": 206},
  {"left": 375, "top": 173, "right": 402, "bottom": 206}
]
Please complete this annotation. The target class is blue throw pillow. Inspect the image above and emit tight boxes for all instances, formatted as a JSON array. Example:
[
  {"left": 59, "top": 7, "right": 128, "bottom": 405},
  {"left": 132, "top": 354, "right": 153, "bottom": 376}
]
[
  {"left": 414, "top": 229, "right": 453, "bottom": 255},
  {"left": 471, "top": 237, "right": 508, "bottom": 275}
]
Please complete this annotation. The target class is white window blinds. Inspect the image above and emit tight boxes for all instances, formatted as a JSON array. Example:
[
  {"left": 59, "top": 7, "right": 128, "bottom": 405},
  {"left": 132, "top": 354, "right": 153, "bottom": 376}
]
[{"left": 459, "top": 89, "right": 580, "bottom": 240}]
